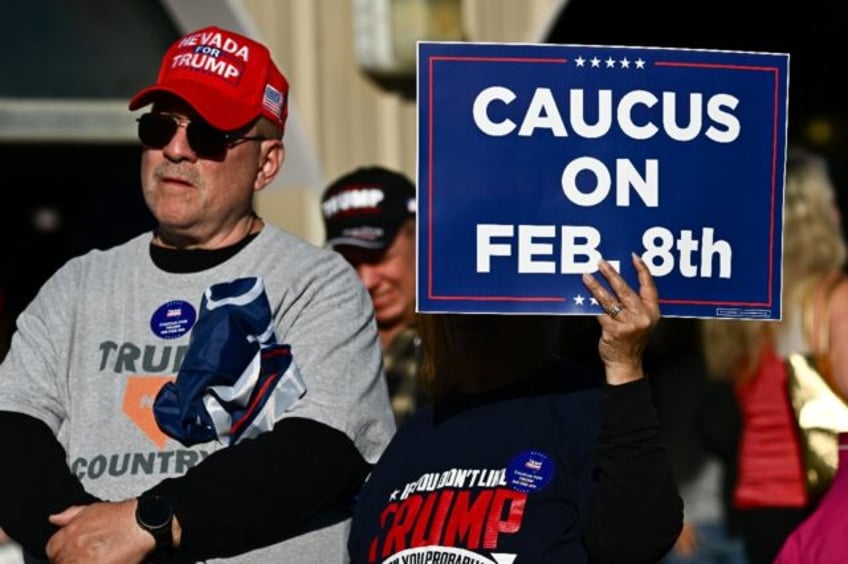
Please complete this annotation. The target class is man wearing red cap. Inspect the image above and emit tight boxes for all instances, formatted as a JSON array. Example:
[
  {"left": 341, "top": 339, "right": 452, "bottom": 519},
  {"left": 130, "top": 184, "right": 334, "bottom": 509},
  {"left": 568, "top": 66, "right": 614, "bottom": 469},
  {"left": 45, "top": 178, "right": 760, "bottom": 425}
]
[{"left": 0, "top": 26, "right": 394, "bottom": 563}]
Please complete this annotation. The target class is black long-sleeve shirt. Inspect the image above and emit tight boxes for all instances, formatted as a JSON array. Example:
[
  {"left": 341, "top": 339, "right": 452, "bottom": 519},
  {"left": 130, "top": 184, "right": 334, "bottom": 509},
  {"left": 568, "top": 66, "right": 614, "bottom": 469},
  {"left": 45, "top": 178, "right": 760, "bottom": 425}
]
[
  {"left": 348, "top": 361, "right": 683, "bottom": 563},
  {"left": 0, "top": 412, "right": 370, "bottom": 561}
]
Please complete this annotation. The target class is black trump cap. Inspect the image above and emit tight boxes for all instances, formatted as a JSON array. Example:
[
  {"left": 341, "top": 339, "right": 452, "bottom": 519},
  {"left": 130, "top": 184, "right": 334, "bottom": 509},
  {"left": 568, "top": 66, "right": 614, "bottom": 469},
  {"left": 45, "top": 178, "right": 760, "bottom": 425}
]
[{"left": 321, "top": 166, "right": 416, "bottom": 250}]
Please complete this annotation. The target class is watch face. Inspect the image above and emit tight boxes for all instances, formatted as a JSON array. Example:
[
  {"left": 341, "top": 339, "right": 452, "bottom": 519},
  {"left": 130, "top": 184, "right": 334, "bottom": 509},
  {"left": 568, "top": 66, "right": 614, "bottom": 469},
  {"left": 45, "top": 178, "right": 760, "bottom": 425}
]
[{"left": 138, "top": 495, "right": 172, "bottom": 529}]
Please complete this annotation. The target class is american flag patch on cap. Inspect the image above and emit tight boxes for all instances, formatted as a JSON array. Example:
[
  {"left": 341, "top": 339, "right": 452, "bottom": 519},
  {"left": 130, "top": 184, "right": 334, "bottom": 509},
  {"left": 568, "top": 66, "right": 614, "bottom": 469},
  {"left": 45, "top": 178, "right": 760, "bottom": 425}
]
[{"left": 262, "top": 84, "right": 284, "bottom": 118}]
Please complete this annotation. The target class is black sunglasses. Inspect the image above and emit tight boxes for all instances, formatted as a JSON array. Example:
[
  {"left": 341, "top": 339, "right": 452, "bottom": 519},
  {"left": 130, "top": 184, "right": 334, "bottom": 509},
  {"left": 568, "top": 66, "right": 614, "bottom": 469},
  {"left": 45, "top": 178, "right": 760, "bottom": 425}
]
[{"left": 137, "top": 113, "right": 269, "bottom": 157}]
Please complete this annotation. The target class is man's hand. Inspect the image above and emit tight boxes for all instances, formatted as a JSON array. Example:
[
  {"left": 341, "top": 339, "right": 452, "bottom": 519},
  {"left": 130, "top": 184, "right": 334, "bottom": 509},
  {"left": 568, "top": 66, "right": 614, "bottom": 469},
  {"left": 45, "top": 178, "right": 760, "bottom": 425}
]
[{"left": 46, "top": 500, "right": 155, "bottom": 564}]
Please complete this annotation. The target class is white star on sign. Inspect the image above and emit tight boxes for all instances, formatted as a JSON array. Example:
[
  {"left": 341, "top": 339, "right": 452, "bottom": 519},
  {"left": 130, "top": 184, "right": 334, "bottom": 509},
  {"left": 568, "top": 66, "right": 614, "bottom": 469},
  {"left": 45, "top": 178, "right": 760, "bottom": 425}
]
[
  {"left": 605, "top": 57, "right": 616, "bottom": 68},
  {"left": 590, "top": 56, "right": 601, "bottom": 68},
  {"left": 575, "top": 56, "right": 586, "bottom": 67},
  {"left": 590, "top": 297, "right": 599, "bottom": 306},
  {"left": 620, "top": 57, "right": 631, "bottom": 69},
  {"left": 635, "top": 58, "right": 646, "bottom": 69},
  {"left": 574, "top": 294, "right": 586, "bottom": 306}
]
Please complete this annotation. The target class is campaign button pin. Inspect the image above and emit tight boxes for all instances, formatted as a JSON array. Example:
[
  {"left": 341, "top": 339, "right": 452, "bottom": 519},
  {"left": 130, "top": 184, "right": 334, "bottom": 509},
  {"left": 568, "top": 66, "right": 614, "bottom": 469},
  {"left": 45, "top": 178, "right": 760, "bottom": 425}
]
[
  {"left": 506, "top": 450, "right": 554, "bottom": 493},
  {"left": 150, "top": 300, "right": 196, "bottom": 339}
]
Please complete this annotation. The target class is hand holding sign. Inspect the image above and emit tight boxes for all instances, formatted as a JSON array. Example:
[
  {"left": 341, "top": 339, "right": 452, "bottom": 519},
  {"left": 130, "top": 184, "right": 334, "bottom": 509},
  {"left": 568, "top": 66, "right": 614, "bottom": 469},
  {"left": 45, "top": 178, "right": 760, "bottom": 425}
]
[{"left": 582, "top": 253, "right": 660, "bottom": 385}]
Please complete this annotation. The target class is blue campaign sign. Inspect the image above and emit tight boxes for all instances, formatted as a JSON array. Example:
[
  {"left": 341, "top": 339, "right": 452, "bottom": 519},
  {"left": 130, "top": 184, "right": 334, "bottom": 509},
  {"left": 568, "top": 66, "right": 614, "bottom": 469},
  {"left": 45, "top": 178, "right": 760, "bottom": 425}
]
[{"left": 416, "top": 41, "right": 789, "bottom": 319}]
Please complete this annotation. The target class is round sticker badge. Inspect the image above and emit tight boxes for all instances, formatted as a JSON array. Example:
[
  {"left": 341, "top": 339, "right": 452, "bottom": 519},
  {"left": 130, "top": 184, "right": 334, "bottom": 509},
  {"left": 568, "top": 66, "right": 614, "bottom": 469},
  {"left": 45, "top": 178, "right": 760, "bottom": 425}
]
[
  {"left": 150, "top": 300, "right": 197, "bottom": 339},
  {"left": 506, "top": 450, "right": 554, "bottom": 494}
]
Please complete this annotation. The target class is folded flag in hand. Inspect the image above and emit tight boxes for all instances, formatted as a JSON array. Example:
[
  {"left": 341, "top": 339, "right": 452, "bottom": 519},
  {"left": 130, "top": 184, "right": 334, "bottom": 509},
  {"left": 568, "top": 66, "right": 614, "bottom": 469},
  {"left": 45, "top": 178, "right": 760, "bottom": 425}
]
[{"left": 154, "top": 277, "right": 306, "bottom": 446}]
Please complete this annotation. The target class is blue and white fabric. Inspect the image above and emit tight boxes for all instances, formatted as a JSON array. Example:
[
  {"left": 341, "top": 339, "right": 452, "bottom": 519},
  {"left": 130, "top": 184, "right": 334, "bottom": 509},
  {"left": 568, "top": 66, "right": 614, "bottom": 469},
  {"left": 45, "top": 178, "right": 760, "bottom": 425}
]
[{"left": 154, "top": 277, "right": 306, "bottom": 446}]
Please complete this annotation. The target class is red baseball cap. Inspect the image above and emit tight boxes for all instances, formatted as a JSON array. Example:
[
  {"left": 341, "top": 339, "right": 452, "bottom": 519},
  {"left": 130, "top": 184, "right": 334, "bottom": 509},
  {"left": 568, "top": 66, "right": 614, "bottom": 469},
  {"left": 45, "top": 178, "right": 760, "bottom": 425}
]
[{"left": 129, "top": 26, "right": 289, "bottom": 134}]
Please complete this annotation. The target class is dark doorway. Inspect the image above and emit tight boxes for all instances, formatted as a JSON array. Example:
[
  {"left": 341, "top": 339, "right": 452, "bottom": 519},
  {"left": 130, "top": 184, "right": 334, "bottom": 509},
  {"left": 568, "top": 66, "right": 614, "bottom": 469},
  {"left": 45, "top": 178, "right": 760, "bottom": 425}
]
[{"left": 0, "top": 144, "right": 155, "bottom": 317}]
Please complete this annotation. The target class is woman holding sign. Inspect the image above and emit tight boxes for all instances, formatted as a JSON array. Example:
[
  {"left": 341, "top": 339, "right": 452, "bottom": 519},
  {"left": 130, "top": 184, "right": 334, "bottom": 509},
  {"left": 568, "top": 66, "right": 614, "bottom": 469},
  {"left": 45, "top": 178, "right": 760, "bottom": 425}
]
[{"left": 348, "top": 254, "right": 682, "bottom": 563}]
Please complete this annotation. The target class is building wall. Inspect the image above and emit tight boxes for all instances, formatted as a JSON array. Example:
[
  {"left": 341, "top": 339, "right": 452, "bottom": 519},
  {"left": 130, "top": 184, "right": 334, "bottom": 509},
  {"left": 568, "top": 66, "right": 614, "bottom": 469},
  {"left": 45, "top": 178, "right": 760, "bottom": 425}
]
[{"left": 243, "top": 0, "right": 563, "bottom": 245}]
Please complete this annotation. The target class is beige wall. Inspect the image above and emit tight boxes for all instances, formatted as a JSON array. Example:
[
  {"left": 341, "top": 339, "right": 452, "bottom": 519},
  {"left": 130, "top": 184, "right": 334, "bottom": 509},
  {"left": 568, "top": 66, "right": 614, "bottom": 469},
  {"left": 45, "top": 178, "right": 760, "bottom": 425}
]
[{"left": 243, "top": 0, "right": 563, "bottom": 245}]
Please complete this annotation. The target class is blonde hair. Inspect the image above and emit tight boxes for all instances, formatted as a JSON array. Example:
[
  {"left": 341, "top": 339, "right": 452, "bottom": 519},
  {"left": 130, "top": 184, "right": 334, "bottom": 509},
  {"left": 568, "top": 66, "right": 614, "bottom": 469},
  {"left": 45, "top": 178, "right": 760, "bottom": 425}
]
[{"left": 701, "top": 147, "right": 847, "bottom": 379}]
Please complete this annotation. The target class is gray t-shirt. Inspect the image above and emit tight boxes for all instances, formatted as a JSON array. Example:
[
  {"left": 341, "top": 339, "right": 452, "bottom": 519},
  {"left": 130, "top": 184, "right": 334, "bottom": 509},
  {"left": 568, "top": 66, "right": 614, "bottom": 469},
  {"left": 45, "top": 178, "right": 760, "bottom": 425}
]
[{"left": 0, "top": 225, "right": 396, "bottom": 563}]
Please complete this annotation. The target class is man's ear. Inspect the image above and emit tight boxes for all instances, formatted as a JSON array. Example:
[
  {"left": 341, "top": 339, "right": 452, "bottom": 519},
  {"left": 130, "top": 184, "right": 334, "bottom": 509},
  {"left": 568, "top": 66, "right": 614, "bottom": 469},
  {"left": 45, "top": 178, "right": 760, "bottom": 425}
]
[{"left": 255, "top": 141, "right": 285, "bottom": 191}]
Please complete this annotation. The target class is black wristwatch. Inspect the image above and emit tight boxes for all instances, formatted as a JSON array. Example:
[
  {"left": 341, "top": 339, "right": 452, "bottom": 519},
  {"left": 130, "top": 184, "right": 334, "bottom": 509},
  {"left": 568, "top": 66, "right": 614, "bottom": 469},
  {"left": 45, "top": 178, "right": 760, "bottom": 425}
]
[{"left": 135, "top": 494, "right": 174, "bottom": 550}]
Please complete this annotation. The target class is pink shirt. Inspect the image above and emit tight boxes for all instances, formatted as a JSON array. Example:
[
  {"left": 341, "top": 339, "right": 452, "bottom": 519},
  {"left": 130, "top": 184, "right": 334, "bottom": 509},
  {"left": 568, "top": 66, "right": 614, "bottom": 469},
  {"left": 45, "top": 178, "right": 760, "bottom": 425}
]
[{"left": 775, "top": 433, "right": 848, "bottom": 563}]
